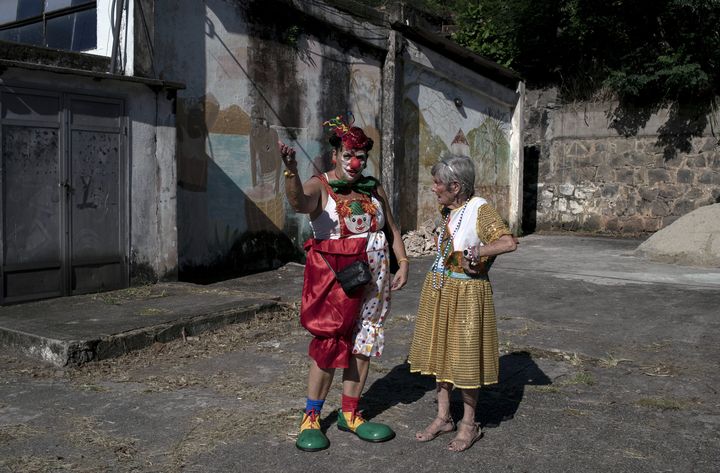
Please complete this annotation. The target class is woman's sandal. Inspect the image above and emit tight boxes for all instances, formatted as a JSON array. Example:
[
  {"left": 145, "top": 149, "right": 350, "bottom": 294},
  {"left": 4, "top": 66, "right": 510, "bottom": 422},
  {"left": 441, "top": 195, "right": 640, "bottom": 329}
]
[
  {"left": 415, "top": 416, "right": 456, "bottom": 442},
  {"left": 447, "top": 421, "right": 483, "bottom": 452}
]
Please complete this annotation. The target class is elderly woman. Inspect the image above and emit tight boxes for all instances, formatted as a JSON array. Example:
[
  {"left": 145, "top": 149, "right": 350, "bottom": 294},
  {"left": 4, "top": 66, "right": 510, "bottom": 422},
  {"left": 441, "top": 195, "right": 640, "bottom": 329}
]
[
  {"left": 279, "top": 116, "right": 409, "bottom": 452},
  {"left": 408, "top": 154, "right": 517, "bottom": 452}
]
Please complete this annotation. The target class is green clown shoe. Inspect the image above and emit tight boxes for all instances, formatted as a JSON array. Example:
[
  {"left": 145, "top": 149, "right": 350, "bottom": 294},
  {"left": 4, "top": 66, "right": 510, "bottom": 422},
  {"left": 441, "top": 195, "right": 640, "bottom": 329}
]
[
  {"left": 337, "top": 408, "right": 395, "bottom": 442},
  {"left": 296, "top": 410, "right": 329, "bottom": 452}
]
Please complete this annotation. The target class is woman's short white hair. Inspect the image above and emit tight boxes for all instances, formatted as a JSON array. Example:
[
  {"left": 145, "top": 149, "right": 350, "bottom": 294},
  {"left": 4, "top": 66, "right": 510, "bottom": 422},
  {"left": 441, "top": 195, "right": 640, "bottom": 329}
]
[{"left": 431, "top": 154, "right": 475, "bottom": 199}]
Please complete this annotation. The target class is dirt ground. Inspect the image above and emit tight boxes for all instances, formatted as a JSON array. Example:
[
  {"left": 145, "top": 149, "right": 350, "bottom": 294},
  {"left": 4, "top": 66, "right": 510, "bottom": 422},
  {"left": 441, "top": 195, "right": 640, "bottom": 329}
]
[
  {"left": 2, "top": 302, "right": 717, "bottom": 472},
  {"left": 0, "top": 305, "right": 305, "bottom": 472},
  {"left": 1, "top": 235, "right": 719, "bottom": 472}
]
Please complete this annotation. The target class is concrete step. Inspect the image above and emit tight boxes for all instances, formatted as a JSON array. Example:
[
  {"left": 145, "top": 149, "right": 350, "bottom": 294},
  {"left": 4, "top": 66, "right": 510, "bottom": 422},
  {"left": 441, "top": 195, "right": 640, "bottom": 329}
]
[{"left": 0, "top": 282, "right": 281, "bottom": 366}]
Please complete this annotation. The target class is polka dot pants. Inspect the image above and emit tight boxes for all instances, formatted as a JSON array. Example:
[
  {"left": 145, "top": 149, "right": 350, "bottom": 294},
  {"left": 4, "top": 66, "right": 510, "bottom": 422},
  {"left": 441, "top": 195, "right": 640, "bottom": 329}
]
[{"left": 352, "top": 231, "right": 391, "bottom": 358}]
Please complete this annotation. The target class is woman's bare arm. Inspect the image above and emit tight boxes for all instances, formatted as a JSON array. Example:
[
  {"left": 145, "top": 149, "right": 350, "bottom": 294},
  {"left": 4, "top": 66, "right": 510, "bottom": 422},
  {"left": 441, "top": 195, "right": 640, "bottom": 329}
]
[
  {"left": 279, "top": 141, "right": 322, "bottom": 215},
  {"left": 376, "top": 183, "right": 409, "bottom": 290}
]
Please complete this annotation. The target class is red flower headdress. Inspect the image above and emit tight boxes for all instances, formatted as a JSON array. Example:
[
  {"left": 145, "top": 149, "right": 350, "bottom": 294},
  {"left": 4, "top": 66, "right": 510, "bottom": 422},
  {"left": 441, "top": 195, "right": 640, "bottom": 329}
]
[{"left": 323, "top": 113, "right": 372, "bottom": 151}]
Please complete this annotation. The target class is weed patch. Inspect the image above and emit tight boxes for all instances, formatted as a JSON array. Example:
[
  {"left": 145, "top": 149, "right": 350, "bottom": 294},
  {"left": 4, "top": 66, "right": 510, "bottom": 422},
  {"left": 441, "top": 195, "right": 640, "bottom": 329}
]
[
  {"left": 560, "top": 371, "right": 595, "bottom": 386},
  {"left": 636, "top": 397, "right": 683, "bottom": 411}
]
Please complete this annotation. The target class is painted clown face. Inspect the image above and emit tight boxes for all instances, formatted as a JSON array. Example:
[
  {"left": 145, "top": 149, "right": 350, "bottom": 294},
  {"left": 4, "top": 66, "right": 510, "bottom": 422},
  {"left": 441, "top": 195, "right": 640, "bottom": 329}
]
[
  {"left": 334, "top": 147, "right": 368, "bottom": 182},
  {"left": 343, "top": 200, "right": 372, "bottom": 234},
  {"left": 344, "top": 211, "right": 371, "bottom": 234}
]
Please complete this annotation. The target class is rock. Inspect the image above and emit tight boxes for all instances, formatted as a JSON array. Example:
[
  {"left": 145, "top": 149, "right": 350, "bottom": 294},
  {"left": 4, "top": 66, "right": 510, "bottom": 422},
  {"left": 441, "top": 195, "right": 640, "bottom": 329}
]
[{"left": 402, "top": 219, "right": 440, "bottom": 257}]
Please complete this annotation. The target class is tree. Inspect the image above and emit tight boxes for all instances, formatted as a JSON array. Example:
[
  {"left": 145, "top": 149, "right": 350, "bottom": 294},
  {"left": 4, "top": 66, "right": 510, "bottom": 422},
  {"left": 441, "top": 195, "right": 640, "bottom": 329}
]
[{"left": 451, "top": 0, "right": 720, "bottom": 156}]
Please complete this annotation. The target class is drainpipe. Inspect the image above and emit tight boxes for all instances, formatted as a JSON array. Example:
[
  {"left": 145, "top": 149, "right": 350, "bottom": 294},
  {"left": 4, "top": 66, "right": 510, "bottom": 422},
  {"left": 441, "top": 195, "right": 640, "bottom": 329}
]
[{"left": 110, "top": 0, "right": 126, "bottom": 74}]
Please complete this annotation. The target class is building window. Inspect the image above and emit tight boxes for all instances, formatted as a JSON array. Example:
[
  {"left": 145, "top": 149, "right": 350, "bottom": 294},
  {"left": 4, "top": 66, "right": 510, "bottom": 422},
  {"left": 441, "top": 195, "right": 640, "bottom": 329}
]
[{"left": 0, "top": 1, "right": 96, "bottom": 52}]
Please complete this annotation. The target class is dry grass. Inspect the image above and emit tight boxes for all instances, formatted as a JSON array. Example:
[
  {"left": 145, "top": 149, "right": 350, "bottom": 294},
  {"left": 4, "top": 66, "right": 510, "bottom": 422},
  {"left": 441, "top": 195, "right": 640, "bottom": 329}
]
[
  {"left": 0, "top": 423, "right": 45, "bottom": 443},
  {"left": 640, "top": 340, "right": 672, "bottom": 352},
  {"left": 623, "top": 448, "right": 649, "bottom": 460},
  {"left": 0, "top": 305, "right": 311, "bottom": 471},
  {"left": 91, "top": 285, "right": 166, "bottom": 305},
  {"left": 598, "top": 353, "right": 632, "bottom": 368},
  {"left": 66, "top": 305, "right": 300, "bottom": 387},
  {"left": 560, "top": 371, "right": 595, "bottom": 386},
  {"left": 636, "top": 397, "right": 684, "bottom": 411},
  {"left": 64, "top": 416, "right": 139, "bottom": 463},
  {"left": 169, "top": 406, "right": 299, "bottom": 470},
  {"left": 528, "top": 385, "right": 561, "bottom": 394},
  {"left": 1, "top": 456, "right": 81, "bottom": 473},
  {"left": 640, "top": 362, "right": 678, "bottom": 377},
  {"left": 0, "top": 416, "right": 144, "bottom": 472},
  {"left": 565, "top": 352, "right": 584, "bottom": 367}
]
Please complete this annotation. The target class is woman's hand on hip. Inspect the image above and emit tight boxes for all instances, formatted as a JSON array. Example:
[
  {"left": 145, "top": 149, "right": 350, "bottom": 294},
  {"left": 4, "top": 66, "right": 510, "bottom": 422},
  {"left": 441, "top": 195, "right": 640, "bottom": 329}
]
[{"left": 461, "top": 256, "right": 485, "bottom": 275}]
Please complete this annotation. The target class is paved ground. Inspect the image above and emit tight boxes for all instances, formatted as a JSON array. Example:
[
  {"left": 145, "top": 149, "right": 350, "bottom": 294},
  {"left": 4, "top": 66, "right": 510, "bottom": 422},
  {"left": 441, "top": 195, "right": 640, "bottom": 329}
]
[{"left": 0, "top": 234, "right": 719, "bottom": 472}]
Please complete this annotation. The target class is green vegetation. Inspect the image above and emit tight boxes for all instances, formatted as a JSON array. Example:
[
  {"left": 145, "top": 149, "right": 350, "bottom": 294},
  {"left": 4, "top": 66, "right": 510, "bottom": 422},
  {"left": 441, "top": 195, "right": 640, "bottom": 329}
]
[
  {"left": 361, "top": 0, "right": 720, "bottom": 156},
  {"left": 637, "top": 397, "right": 684, "bottom": 410},
  {"left": 454, "top": 0, "right": 720, "bottom": 156},
  {"left": 561, "top": 371, "right": 596, "bottom": 386}
]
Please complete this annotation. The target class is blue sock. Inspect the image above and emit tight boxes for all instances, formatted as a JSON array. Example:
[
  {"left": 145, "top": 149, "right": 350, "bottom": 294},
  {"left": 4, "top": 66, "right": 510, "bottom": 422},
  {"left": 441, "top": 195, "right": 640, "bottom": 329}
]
[{"left": 305, "top": 398, "right": 325, "bottom": 415}]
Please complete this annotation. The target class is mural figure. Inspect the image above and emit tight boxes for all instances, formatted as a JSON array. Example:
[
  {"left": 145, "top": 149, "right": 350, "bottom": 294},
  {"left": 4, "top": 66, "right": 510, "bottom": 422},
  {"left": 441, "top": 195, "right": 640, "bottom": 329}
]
[
  {"left": 451, "top": 129, "right": 470, "bottom": 156},
  {"left": 467, "top": 113, "right": 511, "bottom": 187},
  {"left": 403, "top": 100, "right": 513, "bottom": 227},
  {"left": 246, "top": 115, "right": 285, "bottom": 230},
  {"left": 176, "top": 95, "right": 219, "bottom": 192}
]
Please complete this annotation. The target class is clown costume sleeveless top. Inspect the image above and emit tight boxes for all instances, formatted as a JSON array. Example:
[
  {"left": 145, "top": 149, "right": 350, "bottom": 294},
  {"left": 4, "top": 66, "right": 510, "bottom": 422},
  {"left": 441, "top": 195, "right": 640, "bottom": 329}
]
[{"left": 308, "top": 173, "right": 391, "bottom": 358}]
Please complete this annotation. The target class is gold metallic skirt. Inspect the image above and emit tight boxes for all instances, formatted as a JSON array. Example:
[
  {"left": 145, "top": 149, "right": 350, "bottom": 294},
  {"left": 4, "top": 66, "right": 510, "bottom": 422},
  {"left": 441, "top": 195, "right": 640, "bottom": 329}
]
[{"left": 408, "top": 272, "right": 499, "bottom": 389}]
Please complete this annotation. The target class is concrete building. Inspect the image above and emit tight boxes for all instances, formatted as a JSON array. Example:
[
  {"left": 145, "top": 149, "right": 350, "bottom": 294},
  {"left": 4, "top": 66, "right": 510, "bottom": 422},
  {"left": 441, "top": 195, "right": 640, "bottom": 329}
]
[
  {"left": 148, "top": 0, "right": 523, "bottom": 280},
  {"left": 0, "top": 0, "right": 181, "bottom": 304},
  {"left": 0, "top": 0, "right": 524, "bottom": 302}
]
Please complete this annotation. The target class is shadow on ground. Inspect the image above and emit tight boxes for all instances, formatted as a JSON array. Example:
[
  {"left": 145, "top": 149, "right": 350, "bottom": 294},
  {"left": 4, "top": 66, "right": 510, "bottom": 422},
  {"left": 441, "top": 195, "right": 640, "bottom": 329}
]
[
  {"left": 358, "top": 352, "right": 550, "bottom": 428},
  {"left": 361, "top": 362, "right": 436, "bottom": 420},
  {"left": 473, "top": 351, "right": 551, "bottom": 428}
]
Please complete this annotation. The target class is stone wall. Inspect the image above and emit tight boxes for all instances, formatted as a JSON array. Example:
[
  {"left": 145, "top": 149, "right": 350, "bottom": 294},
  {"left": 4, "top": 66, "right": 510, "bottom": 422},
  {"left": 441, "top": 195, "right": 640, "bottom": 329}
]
[{"left": 524, "top": 88, "right": 720, "bottom": 235}]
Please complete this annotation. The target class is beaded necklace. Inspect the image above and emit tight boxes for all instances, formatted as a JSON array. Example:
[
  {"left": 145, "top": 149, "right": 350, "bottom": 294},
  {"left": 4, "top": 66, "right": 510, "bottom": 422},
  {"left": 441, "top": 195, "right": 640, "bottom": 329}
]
[{"left": 431, "top": 199, "right": 469, "bottom": 289}]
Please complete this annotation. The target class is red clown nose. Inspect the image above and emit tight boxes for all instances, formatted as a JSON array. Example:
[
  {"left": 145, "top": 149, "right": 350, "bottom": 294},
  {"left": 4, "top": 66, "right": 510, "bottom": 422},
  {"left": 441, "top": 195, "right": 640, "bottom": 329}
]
[{"left": 349, "top": 156, "right": 363, "bottom": 171}]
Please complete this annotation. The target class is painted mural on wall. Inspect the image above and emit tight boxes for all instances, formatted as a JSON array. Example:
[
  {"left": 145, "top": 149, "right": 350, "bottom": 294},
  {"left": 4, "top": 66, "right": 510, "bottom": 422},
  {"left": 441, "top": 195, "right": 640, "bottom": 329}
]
[
  {"left": 171, "top": 3, "right": 384, "bottom": 277},
  {"left": 348, "top": 63, "right": 382, "bottom": 174},
  {"left": 402, "top": 73, "right": 513, "bottom": 229},
  {"left": 176, "top": 92, "right": 312, "bottom": 271}
]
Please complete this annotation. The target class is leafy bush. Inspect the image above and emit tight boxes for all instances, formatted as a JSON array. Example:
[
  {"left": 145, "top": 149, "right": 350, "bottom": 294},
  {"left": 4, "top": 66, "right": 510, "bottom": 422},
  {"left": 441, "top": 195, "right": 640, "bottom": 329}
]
[{"left": 451, "top": 0, "right": 720, "bottom": 155}]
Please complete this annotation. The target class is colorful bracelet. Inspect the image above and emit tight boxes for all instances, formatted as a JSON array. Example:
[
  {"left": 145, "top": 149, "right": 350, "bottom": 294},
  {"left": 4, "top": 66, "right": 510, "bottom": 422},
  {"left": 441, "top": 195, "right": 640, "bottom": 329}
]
[
  {"left": 397, "top": 258, "right": 409, "bottom": 264},
  {"left": 283, "top": 169, "right": 296, "bottom": 178}
]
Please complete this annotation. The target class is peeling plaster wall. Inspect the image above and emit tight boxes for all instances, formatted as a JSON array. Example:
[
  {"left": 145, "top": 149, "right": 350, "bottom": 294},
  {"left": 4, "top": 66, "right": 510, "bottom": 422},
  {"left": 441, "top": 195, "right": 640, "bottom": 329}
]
[
  {"left": 525, "top": 88, "right": 720, "bottom": 235},
  {"left": 401, "top": 40, "right": 521, "bottom": 231},
  {"left": 129, "top": 87, "right": 177, "bottom": 282},
  {"left": 154, "top": 0, "right": 383, "bottom": 275}
]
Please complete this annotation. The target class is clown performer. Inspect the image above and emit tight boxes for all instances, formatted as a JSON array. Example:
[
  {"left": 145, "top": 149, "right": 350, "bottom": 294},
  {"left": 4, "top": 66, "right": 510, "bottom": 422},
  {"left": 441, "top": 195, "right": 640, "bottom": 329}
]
[{"left": 278, "top": 115, "right": 409, "bottom": 452}]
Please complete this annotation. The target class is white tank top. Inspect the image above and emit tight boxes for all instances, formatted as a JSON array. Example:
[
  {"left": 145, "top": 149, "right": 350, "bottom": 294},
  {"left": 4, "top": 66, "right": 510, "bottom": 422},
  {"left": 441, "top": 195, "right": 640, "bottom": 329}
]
[{"left": 309, "top": 175, "right": 386, "bottom": 240}]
